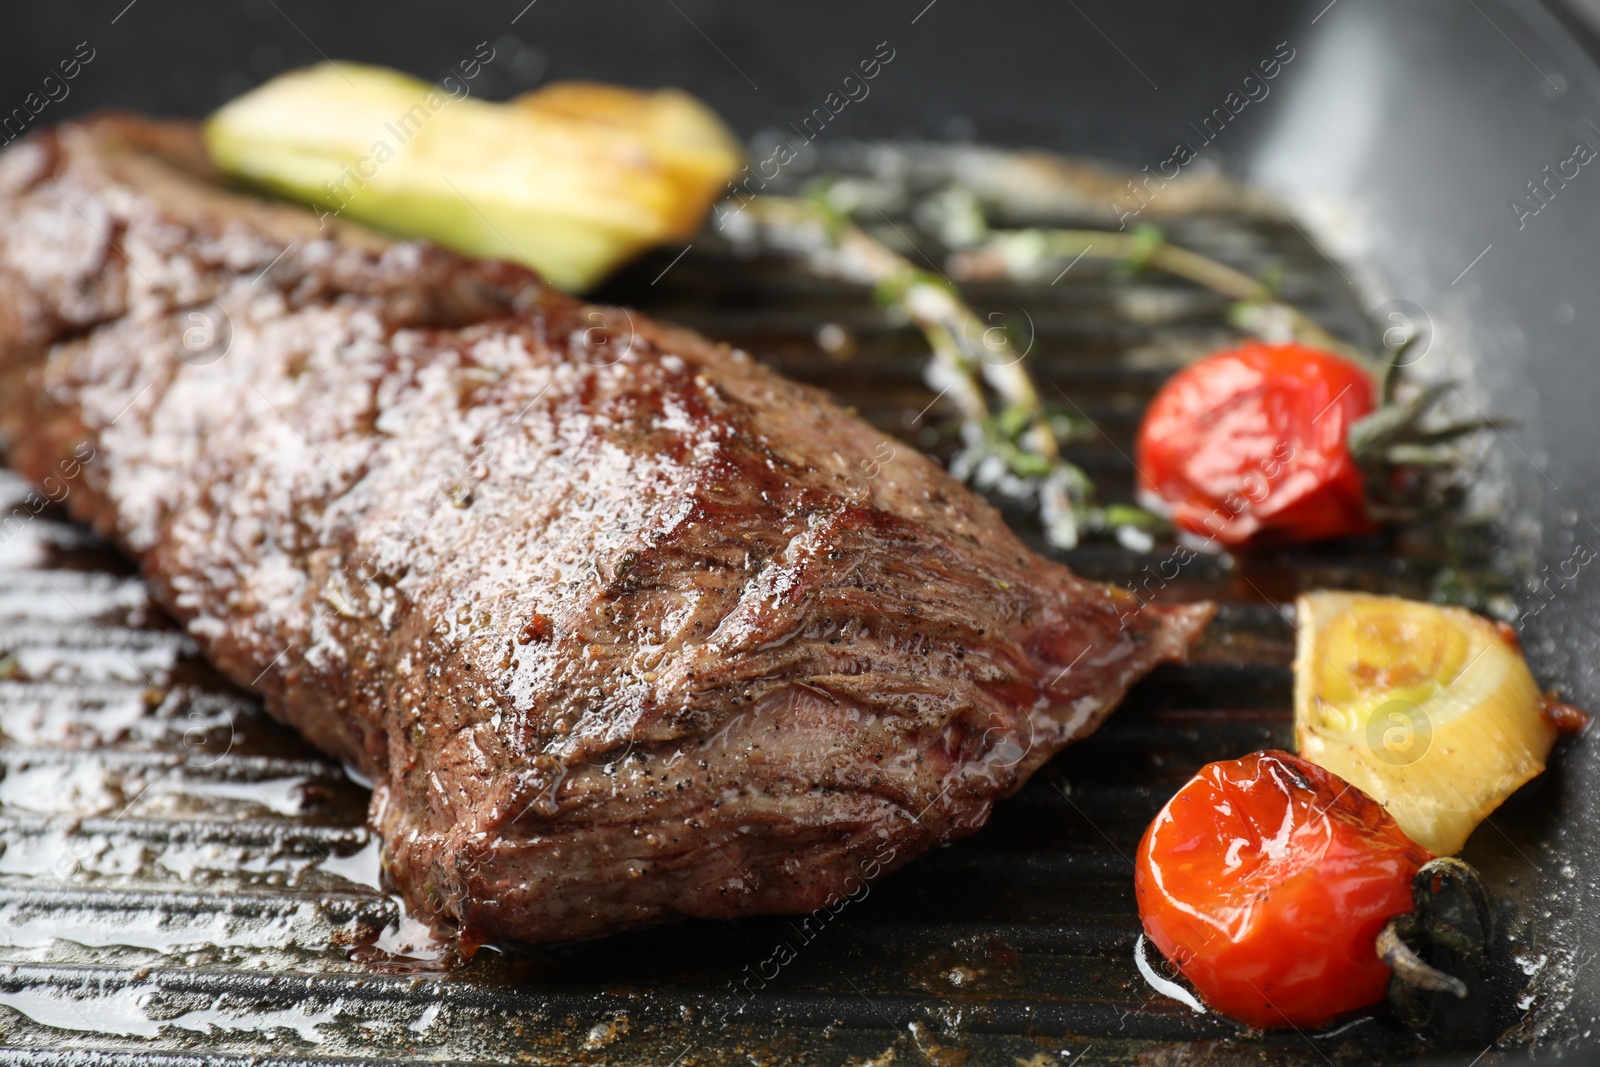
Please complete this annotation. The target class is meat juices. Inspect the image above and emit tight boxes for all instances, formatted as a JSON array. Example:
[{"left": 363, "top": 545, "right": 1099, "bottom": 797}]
[{"left": 0, "top": 116, "right": 1213, "bottom": 946}]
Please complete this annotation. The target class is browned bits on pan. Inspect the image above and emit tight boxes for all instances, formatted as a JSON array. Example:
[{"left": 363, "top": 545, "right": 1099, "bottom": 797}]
[
  {"left": 1492, "top": 620, "right": 1522, "bottom": 652},
  {"left": 1540, "top": 694, "right": 1592, "bottom": 735},
  {"left": 519, "top": 614, "right": 554, "bottom": 644}
]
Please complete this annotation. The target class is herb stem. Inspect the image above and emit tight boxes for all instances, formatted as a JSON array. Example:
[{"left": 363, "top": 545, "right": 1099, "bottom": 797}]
[{"left": 966, "top": 227, "right": 1352, "bottom": 358}]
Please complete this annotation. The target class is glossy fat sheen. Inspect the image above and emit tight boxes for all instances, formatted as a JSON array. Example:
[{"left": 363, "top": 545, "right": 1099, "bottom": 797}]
[
  {"left": 1135, "top": 750, "right": 1429, "bottom": 1030},
  {"left": 0, "top": 116, "right": 1213, "bottom": 946}
]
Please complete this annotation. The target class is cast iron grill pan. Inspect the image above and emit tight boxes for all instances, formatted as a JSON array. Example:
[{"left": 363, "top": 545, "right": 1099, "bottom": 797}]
[{"left": 0, "top": 144, "right": 1557, "bottom": 1066}]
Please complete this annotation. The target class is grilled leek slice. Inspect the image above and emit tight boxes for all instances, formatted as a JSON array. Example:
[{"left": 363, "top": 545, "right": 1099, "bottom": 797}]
[
  {"left": 1294, "top": 591, "right": 1557, "bottom": 856},
  {"left": 205, "top": 64, "right": 741, "bottom": 291}
]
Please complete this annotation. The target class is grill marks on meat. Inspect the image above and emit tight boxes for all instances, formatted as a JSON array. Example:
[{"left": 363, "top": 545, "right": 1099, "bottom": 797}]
[{"left": 0, "top": 116, "right": 1214, "bottom": 946}]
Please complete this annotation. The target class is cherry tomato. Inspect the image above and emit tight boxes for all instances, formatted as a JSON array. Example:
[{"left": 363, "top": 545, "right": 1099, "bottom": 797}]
[
  {"left": 1135, "top": 750, "right": 1431, "bottom": 1030},
  {"left": 1136, "top": 341, "right": 1378, "bottom": 546}
]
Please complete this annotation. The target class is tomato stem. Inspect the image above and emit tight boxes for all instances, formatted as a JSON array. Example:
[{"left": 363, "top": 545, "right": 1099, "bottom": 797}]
[
  {"left": 1377, "top": 921, "right": 1469, "bottom": 999},
  {"left": 1383, "top": 856, "right": 1497, "bottom": 1031}
]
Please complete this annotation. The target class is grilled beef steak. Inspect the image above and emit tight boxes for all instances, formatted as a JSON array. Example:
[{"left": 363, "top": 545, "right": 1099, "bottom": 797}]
[{"left": 0, "top": 116, "right": 1213, "bottom": 946}]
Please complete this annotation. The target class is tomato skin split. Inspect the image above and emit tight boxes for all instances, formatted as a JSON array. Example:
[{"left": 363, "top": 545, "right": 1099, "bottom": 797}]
[
  {"left": 1135, "top": 342, "right": 1378, "bottom": 547},
  {"left": 1135, "top": 750, "right": 1431, "bottom": 1030}
]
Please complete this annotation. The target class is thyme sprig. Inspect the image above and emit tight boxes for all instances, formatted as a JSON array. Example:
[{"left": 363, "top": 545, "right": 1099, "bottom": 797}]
[
  {"left": 923, "top": 185, "right": 1351, "bottom": 358},
  {"left": 921, "top": 187, "right": 1495, "bottom": 526},
  {"left": 718, "top": 180, "right": 1486, "bottom": 549},
  {"left": 720, "top": 190, "right": 1159, "bottom": 548}
]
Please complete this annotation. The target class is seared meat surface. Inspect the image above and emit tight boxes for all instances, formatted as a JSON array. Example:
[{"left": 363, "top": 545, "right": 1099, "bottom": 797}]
[{"left": 0, "top": 116, "right": 1213, "bottom": 946}]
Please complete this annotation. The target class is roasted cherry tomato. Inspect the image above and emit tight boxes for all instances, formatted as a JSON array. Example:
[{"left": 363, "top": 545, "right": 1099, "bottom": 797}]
[
  {"left": 1136, "top": 341, "right": 1378, "bottom": 546},
  {"left": 1135, "top": 750, "right": 1431, "bottom": 1030}
]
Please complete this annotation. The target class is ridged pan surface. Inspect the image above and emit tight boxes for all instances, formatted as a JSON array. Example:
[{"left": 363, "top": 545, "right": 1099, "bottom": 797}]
[{"left": 0, "top": 143, "right": 1564, "bottom": 1065}]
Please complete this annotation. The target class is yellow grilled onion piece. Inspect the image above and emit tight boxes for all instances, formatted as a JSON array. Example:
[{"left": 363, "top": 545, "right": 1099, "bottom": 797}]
[
  {"left": 205, "top": 64, "right": 742, "bottom": 291},
  {"left": 510, "top": 81, "right": 742, "bottom": 238},
  {"left": 1293, "top": 591, "right": 1560, "bottom": 856}
]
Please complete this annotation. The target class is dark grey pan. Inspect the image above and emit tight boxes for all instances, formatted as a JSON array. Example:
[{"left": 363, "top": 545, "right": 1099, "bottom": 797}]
[{"left": 0, "top": 1, "right": 1597, "bottom": 1063}]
